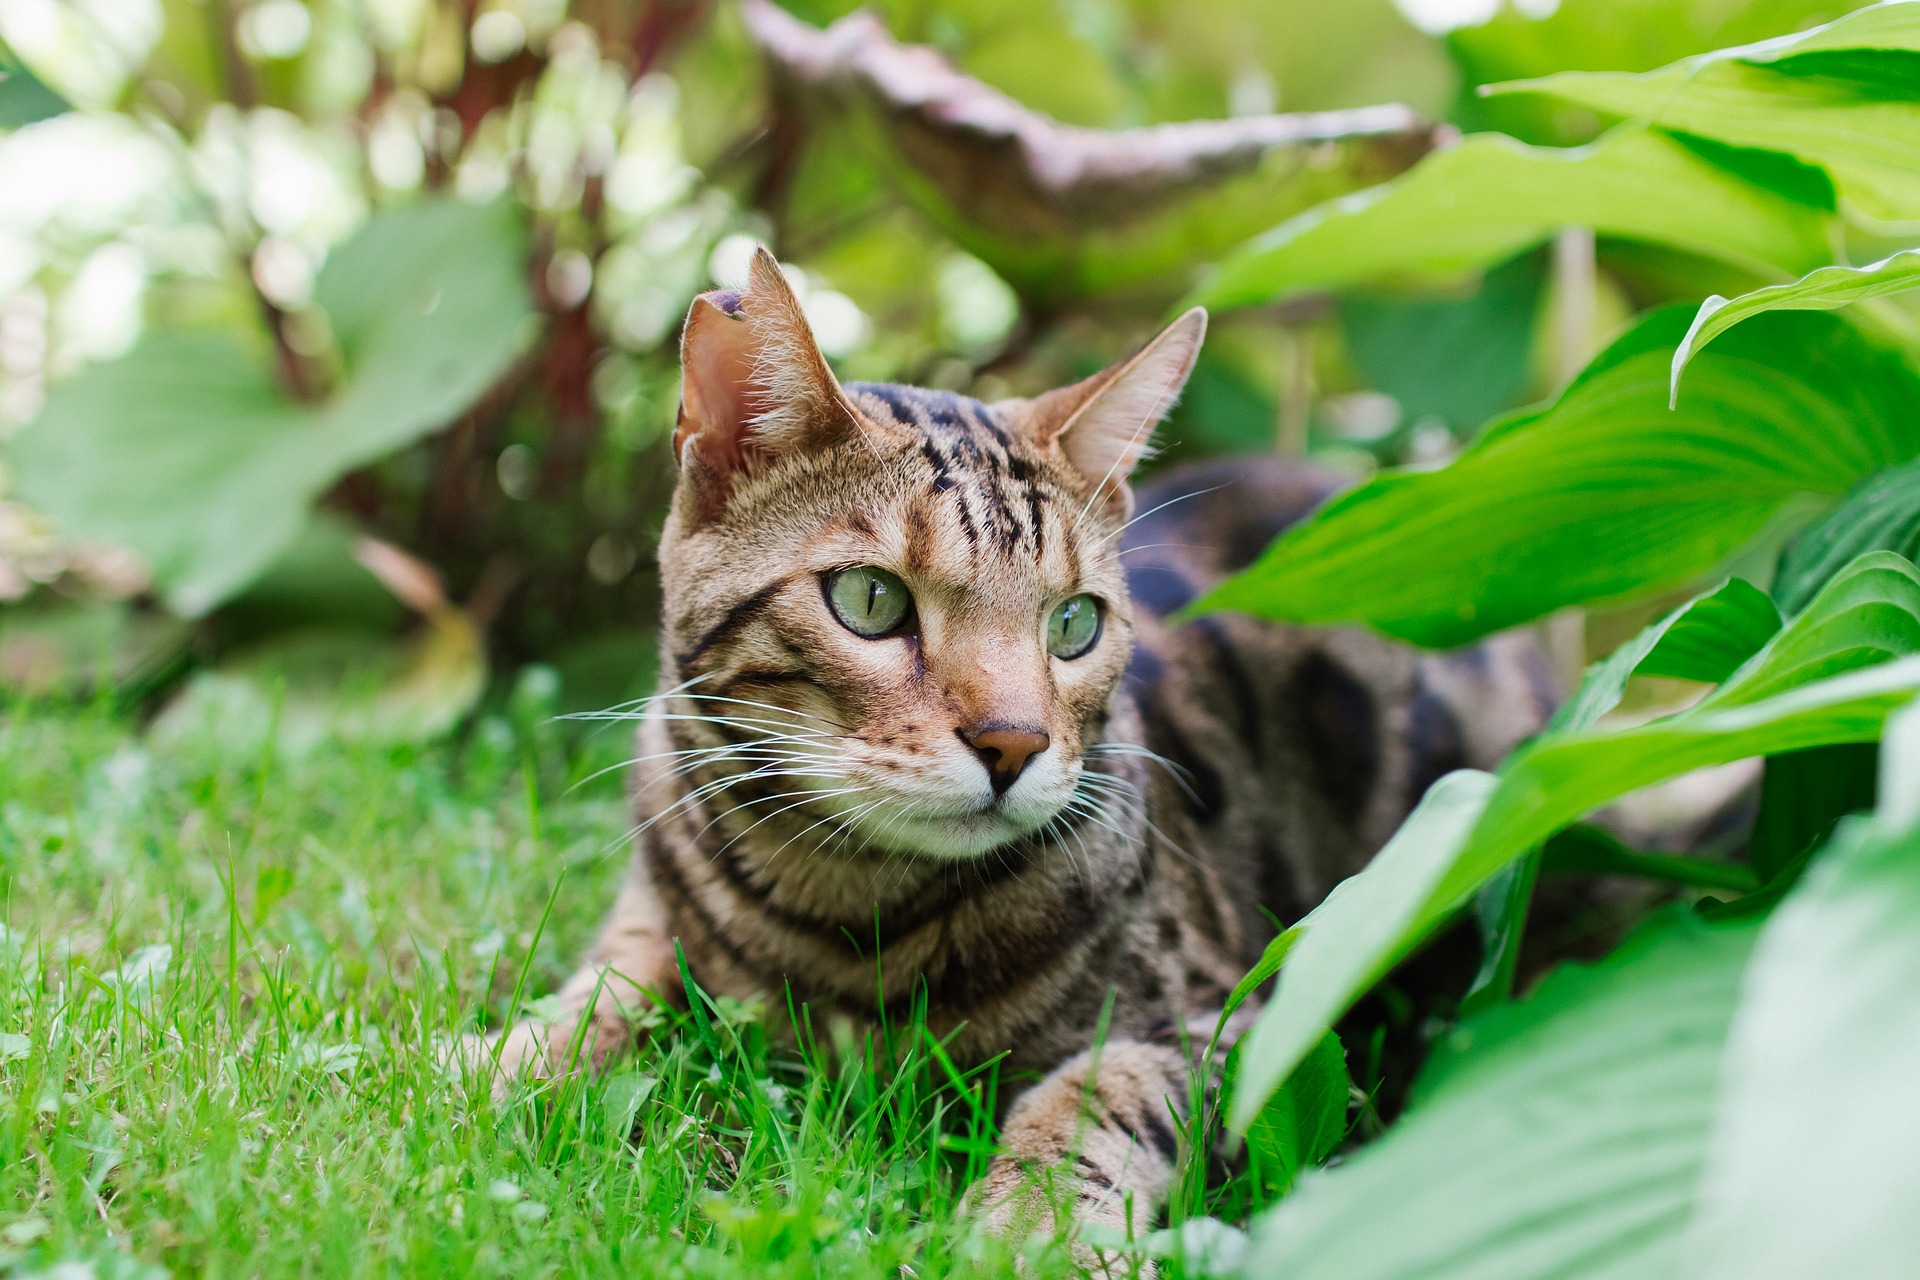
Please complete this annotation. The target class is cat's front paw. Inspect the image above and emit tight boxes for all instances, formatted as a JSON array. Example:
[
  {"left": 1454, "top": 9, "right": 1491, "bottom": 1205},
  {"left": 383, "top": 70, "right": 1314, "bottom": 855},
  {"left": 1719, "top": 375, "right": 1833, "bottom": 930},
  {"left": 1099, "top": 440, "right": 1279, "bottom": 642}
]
[
  {"left": 970, "top": 1158, "right": 1155, "bottom": 1279},
  {"left": 437, "top": 1019, "right": 567, "bottom": 1101}
]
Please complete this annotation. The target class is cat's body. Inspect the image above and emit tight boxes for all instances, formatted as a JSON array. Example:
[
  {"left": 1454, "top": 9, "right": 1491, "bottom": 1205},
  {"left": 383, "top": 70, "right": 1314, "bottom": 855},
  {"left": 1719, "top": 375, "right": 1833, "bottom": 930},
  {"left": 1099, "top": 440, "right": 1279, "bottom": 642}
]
[{"left": 480, "top": 251, "right": 1553, "bottom": 1256}]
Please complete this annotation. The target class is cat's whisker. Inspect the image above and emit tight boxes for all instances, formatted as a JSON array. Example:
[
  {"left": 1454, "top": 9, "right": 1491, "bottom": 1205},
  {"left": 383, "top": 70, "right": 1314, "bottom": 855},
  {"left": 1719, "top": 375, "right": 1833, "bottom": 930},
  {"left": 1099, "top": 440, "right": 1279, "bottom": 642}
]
[
  {"left": 813, "top": 803, "right": 885, "bottom": 872},
  {"left": 862, "top": 795, "right": 939, "bottom": 889},
  {"left": 629, "top": 761, "right": 839, "bottom": 840},
  {"left": 676, "top": 766, "right": 839, "bottom": 819},
  {"left": 706, "top": 785, "right": 874, "bottom": 861},
  {"left": 582, "top": 741, "right": 820, "bottom": 791},
  {"left": 578, "top": 690, "right": 847, "bottom": 733},
  {"left": 1062, "top": 774, "right": 1145, "bottom": 849},
  {"left": 642, "top": 741, "right": 828, "bottom": 773},
  {"left": 680, "top": 775, "right": 854, "bottom": 838},
  {"left": 1087, "top": 741, "right": 1186, "bottom": 768},
  {"left": 1080, "top": 766, "right": 1206, "bottom": 874},
  {"left": 568, "top": 672, "right": 715, "bottom": 721},
  {"left": 636, "top": 736, "right": 834, "bottom": 783},
  {"left": 639, "top": 712, "right": 840, "bottom": 739},
  {"left": 1073, "top": 769, "right": 1142, "bottom": 802},
  {"left": 1062, "top": 793, "right": 1128, "bottom": 849},
  {"left": 1094, "top": 482, "right": 1230, "bottom": 549},
  {"left": 1056, "top": 806, "right": 1100, "bottom": 884}
]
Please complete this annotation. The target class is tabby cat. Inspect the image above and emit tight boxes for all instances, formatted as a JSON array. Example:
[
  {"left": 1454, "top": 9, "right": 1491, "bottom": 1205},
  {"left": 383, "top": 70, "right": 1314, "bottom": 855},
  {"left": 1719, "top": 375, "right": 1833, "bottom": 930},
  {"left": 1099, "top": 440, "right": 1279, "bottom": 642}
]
[{"left": 477, "top": 248, "right": 1554, "bottom": 1255}]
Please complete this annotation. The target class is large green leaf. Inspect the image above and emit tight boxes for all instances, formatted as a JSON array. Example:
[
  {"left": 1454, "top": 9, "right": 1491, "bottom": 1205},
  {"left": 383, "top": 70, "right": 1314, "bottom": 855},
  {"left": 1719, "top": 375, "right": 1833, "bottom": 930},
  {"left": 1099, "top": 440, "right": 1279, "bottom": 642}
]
[
  {"left": 1672, "top": 250, "right": 1920, "bottom": 404},
  {"left": 1676, "top": 549, "right": 1910, "bottom": 878},
  {"left": 1492, "top": 4, "right": 1920, "bottom": 221},
  {"left": 10, "top": 199, "right": 533, "bottom": 615},
  {"left": 1775, "top": 456, "right": 1920, "bottom": 614},
  {"left": 1449, "top": 0, "right": 1871, "bottom": 151},
  {"left": 1681, "top": 701, "right": 1920, "bottom": 1278},
  {"left": 1543, "top": 577, "right": 1778, "bottom": 740},
  {"left": 1228, "top": 553, "right": 1920, "bottom": 1128},
  {"left": 1737, "top": 0, "right": 1920, "bottom": 64},
  {"left": 1186, "top": 127, "right": 1831, "bottom": 312},
  {"left": 1194, "top": 309, "right": 1920, "bottom": 648},
  {"left": 1541, "top": 823, "right": 1761, "bottom": 894},
  {"left": 150, "top": 613, "right": 488, "bottom": 756},
  {"left": 1247, "top": 909, "right": 1763, "bottom": 1280}
]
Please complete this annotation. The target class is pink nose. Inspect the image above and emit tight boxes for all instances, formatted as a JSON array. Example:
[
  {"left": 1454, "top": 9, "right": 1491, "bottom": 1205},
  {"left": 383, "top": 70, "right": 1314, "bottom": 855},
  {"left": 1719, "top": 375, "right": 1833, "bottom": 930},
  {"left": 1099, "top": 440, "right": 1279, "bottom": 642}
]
[{"left": 962, "top": 724, "right": 1051, "bottom": 794}]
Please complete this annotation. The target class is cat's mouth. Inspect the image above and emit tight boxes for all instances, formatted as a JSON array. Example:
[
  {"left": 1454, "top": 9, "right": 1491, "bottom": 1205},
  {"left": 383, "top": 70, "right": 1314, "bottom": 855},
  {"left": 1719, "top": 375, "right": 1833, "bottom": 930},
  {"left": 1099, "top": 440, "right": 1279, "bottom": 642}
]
[
  {"left": 818, "top": 745, "right": 1085, "bottom": 860},
  {"left": 842, "top": 786, "right": 1069, "bottom": 861}
]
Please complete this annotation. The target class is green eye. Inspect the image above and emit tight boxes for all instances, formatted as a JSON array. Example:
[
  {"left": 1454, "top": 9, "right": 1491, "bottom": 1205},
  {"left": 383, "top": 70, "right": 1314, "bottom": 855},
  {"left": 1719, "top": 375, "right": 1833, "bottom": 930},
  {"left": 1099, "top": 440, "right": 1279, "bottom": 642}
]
[
  {"left": 1047, "top": 594, "right": 1102, "bottom": 659},
  {"left": 826, "top": 566, "right": 913, "bottom": 638}
]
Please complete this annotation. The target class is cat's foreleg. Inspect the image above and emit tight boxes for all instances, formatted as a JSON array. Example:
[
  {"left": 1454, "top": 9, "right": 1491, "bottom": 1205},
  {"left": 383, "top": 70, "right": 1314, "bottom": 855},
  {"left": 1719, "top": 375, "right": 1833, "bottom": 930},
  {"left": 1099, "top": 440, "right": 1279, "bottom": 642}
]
[
  {"left": 455, "top": 859, "right": 679, "bottom": 1092},
  {"left": 972, "top": 1040, "right": 1190, "bottom": 1273}
]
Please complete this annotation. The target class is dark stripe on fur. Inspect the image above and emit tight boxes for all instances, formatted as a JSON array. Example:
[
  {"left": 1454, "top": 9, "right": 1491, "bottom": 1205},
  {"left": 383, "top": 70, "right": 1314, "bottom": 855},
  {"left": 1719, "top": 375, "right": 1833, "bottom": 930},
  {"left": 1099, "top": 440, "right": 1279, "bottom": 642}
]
[
  {"left": 712, "top": 668, "right": 825, "bottom": 695},
  {"left": 919, "top": 438, "right": 956, "bottom": 493},
  {"left": 1288, "top": 651, "right": 1381, "bottom": 825},
  {"left": 1110, "top": 1100, "right": 1182, "bottom": 1165},
  {"left": 678, "top": 578, "right": 789, "bottom": 672},
  {"left": 1407, "top": 682, "right": 1467, "bottom": 803},
  {"left": 1254, "top": 830, "right": 1309, "bottom": 928},
  {"left": 1192, "top": 616, "right": 1264, "bottom": 766},
  {"left": 1139, "top": 698, "right": 1222, "bottom": 820}
]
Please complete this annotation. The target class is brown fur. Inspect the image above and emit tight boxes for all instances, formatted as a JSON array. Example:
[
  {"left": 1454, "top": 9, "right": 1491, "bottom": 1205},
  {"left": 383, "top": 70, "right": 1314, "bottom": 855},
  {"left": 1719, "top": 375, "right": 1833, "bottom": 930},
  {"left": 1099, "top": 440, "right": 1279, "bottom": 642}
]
[{"left": 472, "top": 250, "right": 1554, "bottom": 1263}]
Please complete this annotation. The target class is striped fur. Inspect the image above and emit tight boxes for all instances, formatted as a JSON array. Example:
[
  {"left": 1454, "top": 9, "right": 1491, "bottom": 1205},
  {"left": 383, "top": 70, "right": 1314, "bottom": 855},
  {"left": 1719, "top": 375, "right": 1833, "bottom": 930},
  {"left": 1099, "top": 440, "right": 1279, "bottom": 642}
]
[{"left": 478, "top": 252, "right": 1555, "bottom": 1263}]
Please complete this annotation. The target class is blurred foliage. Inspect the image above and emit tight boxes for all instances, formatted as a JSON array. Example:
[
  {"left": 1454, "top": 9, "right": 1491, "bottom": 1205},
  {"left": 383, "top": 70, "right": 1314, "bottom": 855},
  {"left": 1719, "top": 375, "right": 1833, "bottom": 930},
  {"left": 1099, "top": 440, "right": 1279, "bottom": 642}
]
[
  {"left": 0, "top": 41, "right": 66, "bottom": 126},
  {"left": 0, "top": 0, "right": 1474, "bottom": 723},
  {"left": 13, "top": 197, "right": 533, "bottom": 615},
  {"left": 0, "top": 0, "right": 1892, "bottom": 725}
]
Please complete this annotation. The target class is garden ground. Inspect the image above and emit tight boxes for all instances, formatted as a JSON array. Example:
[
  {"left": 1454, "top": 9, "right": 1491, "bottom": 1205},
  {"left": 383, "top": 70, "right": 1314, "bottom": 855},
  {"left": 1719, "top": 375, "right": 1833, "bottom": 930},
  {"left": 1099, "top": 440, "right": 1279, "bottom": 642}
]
[{"left": 0, "top": 697, "right": 1121, "bottom": 1279}]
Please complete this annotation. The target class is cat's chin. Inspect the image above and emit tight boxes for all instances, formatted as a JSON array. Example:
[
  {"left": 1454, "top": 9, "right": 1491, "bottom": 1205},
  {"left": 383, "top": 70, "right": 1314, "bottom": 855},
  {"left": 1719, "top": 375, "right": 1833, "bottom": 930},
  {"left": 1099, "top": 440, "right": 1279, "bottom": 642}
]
[{"left": 846, "top": 794, "right": 1067, "bottom": 862}]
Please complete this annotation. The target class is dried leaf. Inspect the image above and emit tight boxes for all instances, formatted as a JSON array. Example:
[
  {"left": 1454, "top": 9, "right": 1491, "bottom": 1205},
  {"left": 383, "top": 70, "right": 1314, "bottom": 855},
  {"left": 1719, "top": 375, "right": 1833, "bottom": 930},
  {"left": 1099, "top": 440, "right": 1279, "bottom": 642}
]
[{"left": 745, "top": 0, "right": 1439, "bottom": 305}]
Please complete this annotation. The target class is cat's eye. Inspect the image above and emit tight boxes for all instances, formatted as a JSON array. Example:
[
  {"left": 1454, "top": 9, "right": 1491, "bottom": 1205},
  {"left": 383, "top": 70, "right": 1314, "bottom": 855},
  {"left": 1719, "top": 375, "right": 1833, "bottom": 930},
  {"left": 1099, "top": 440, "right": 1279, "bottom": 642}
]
[
  {"left": 1047, "top": 594, "right": 1102, "bottom": 659},
  {"left": 826, "top": 566, "right": 913, "bottom": 638}
]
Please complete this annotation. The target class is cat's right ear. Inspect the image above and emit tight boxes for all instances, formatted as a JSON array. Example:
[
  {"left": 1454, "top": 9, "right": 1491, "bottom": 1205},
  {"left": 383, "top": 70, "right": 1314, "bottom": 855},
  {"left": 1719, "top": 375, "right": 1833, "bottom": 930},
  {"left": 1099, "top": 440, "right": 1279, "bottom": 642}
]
[
  {"left": 674, "top": 287, "right": 757, "bottom": 496},
  {"left": 674, "top": 248, "right": 858, "bottom": 523}
]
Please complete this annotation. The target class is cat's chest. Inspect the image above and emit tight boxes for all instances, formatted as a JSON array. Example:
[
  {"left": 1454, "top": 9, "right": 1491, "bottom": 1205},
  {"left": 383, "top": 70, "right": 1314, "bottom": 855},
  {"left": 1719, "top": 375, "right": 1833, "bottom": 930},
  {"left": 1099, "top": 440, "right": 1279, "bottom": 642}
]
[{"left": 649, "top": 825, "right": 1171, "bottom": 1043}]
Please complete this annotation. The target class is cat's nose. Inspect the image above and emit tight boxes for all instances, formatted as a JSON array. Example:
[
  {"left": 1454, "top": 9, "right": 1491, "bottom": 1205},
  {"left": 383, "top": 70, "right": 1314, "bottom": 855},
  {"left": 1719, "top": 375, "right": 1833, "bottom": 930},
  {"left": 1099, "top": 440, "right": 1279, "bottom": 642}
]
[{"left": 962, "top": 723, "right": 1051, "bottom": 794}]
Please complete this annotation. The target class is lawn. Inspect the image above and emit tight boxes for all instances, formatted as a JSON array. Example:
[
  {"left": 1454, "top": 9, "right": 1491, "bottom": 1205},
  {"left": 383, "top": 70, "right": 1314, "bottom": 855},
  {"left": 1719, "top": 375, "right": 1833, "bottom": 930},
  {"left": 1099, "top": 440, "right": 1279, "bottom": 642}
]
[{"left": 0, "top": 698, "right": 1088, "bottom": 1279}]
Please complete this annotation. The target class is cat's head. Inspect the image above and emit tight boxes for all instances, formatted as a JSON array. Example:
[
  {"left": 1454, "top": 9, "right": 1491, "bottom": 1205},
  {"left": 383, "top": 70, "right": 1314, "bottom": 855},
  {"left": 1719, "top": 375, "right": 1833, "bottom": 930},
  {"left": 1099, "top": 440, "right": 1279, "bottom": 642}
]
[{"left": 657, "top": 248, "right": 1204, "bottom": 859}]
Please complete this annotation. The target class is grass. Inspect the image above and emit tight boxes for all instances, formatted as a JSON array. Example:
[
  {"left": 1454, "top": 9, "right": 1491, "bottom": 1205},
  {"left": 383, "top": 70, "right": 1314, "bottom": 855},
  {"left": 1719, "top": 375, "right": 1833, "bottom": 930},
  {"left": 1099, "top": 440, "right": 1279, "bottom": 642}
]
[{"left": 0, "top": 695, "right": 1144, "bottom": 1280}]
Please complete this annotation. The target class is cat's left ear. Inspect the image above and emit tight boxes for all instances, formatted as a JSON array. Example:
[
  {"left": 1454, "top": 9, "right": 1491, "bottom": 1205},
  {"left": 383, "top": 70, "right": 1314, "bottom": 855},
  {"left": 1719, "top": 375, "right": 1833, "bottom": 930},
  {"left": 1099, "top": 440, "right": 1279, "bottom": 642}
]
[{"left": 1020, "top": 308, "right": 1206, "bottom": 521}]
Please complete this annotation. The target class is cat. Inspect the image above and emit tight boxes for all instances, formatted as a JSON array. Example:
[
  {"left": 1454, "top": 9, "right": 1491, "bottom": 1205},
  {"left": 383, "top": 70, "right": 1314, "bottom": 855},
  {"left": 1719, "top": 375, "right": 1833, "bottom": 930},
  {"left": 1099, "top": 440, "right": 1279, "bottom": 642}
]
[{"left": 472, "top": 247, "right": 1554, "bottom": 1259}]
